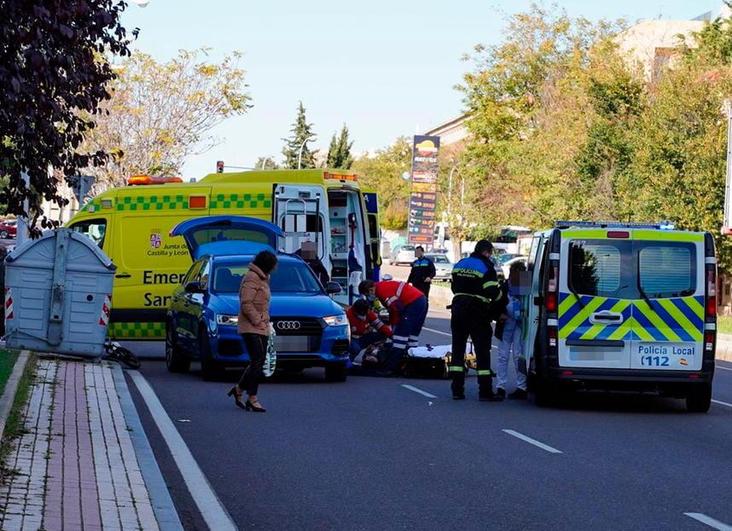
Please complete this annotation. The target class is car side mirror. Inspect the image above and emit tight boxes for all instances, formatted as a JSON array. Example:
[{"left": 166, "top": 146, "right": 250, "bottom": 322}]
[
  {"left": 325, "top": 281, "right": 342, "bottom": 295},
  {"left": 185, "top": 281, "right": 205, "bottom": 294}
]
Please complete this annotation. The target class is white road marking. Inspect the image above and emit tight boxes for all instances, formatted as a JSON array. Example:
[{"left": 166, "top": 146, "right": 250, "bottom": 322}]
[
  {"left": 502, "top": 429, "right": 563, "bottom": 454},
  {"left": 712, "top": 399, "right": 732, "bottom": 408},
  {"left": 128, "top": 371, "right": 237, "bottom": 531},
  {"left": 401, "top": 384, "right": 438, "bottom": 399},
  {"left": 716, "top": 365, "right": 732, "bottom": 372},
  {"left": 684, "top": 512, "right": 732, "bottom": 530},
  {"left": 422, "top": 326, "right": 451, "bottom": 337}
]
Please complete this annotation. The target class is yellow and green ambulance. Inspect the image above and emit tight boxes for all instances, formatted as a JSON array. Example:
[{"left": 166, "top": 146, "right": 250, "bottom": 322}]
[
  {"left": 66, "top": 169, "right": 380, "bottom": 340},
  {"left": 523, "top": 221, "right": 717, "bottom": 412}
]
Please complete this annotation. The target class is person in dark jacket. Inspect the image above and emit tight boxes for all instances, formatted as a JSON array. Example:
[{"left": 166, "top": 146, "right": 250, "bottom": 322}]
[
  {"left": 295, "top": 241, "right": 330, "bottom": 286},
  {"left": 448, "top": 240, "right": 503, "bottom": 401},
  {"left": 407, "top": 246, "right": 436, "bottom": 299},
  {"left": 227, "top": 250, "right": 278, "bottom": 413}
]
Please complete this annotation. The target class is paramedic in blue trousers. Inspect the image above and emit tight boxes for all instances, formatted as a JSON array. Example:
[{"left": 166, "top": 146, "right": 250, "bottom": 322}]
[
  {"left": 495, "top": 261, "right": 528, "bottom": 400},
  {"left": 449, "top": 240, "right": 503, "bottom": 401},
  {"left": 407, "top": 246, "right": 436, "bottom": 304}
]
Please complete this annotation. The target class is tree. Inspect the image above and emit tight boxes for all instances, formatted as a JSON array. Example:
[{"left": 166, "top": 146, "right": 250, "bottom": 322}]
[
  {"left": 0, "top": 0, "right": 136, "bottom": 231},
  {"left": 325, "top": 124, "right": 354, "bottom": 169},
  {"left": 282, "top": 102, "right": 317, "bottom": 169},
  {"left": 352, "top": 137, "right": 412, "bottom": 230},
  {"left": 254, "top": 156, "right": 279, "bottom": 170},
  {"left": 81, "top": 49, "right": 251, "bottom": 189}
]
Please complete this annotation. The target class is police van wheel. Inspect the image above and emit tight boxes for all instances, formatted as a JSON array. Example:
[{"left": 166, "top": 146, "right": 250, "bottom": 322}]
[
  {"left": 686, "top": 383, "right": 712, "bottom": 413},
  {"left": 325, "top": 363, "right": 348, "bottom": 382},
  {"left": 165, "top": 324, "right": 190, "bottom": 373}
]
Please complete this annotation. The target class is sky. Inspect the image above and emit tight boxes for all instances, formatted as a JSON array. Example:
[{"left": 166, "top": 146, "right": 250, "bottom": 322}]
[{"left": 120, "top": 0, "right": 720, "bottom": 179}]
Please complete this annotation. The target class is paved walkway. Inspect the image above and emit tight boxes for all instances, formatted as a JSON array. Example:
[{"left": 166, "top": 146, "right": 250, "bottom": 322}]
[{"left": 0, "top": 359, "right": 179, "bottom": 531}]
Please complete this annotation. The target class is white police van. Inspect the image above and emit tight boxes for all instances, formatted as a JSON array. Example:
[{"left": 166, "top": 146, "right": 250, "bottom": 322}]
[{"left": 523, "top": 221, "right": 717, "bottom": 412}]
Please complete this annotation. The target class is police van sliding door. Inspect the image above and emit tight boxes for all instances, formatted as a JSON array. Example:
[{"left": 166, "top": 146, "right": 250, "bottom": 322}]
[
  {"left": 558, "top": 235, "right": 634, "bottom": 369},
  {"left": 630, "top": 232, "right": 705, "bottom": 371}
]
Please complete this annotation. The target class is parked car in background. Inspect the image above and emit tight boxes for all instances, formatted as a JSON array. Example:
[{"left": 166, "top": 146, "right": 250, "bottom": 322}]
[
  {"left": 387, "top": 244, "right": 416, "bottom": 266},
  {"left": 500, "top": 256, "right": 528, "bottom": 280},
  {"left": 425, "top": 253, "right": 453, "bottom": 281},
  {"left": 165, "top": 216, "right": 351, "bottom": 382},
  {"left": 0, "top": 219, "right": 17, "bottom": 239}
]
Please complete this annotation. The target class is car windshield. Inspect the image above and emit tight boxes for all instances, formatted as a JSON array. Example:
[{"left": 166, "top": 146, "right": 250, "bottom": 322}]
[
  {"left": 400, "top": 246, "right": 415, "bottom": 252},
  {"left": 427, "top": 255, "right": 450, "bottom": 264},
  {"left": 495, "top": 253, "right": 517, "bottom": 265},
  {"left": 212, "top": 259, "right": 322, "bottom": 294}
]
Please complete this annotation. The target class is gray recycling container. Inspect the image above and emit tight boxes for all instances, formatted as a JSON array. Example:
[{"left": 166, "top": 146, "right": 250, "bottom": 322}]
[{"left": 4, "top": 228, "right": 116, "bottom": 357}]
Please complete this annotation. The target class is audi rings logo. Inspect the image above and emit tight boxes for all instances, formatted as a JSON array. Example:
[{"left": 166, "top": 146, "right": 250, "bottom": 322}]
[{"left": 276, "top": 321, "right": 301, "bottom": 331}]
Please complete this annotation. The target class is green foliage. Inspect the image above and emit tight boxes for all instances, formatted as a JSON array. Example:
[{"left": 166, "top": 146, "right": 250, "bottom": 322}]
[
  {"left": 325, "top": 125, "right": 354, "bottom": 169},
  {"left": 254, "top": 157, "right": 279, "bottom": 170},
  {"left": 352, "top": 137, "right": 412, "bottom": 230},
  {"left": 282, "top": 102, "right": 317, "bottom": 169},
  {"left": 0, "top": 0, "right": 135, "bottom": 232}
]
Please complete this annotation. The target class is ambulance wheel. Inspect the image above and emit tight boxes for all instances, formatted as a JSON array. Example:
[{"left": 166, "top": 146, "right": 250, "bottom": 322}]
[
  {"left": 686, "top": 383, "right": 712, "bottom": 413},
  {"left": 165, "top": 324, "right": 190, "bottom": 373},
  {"left": 325, "top": 363, "right": 348, "bottom": 382}
]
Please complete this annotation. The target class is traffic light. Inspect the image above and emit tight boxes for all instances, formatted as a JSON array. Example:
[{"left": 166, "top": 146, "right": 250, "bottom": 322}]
[{"left": 216, "top": 160, "right": 224, "bottom": 173}]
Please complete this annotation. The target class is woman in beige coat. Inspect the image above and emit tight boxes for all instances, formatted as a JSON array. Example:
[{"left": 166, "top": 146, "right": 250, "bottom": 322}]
[{"left": 228, "top": 250, "right": 278, "bottom": 412}]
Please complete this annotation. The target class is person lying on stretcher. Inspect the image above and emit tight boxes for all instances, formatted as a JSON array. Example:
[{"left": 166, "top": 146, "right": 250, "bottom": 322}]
[{"left": 346, "top": 299, "right": 393, "bottom": 365}]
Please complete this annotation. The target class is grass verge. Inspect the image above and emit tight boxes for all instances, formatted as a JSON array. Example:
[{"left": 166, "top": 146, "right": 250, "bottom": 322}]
[
  {"left": 0, "top": 350, "right": 20, "bottom": 398},
  {"left": 0, "top": 353, "right": 36, "bottom": 482}
]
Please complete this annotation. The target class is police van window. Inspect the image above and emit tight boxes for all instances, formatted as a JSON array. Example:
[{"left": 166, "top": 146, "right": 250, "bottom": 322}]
[
  {"left": 70, "top": 218, "right": 107, "bottom": 248},
  {"left": 639, "top": 244, "right": 696, "bottom": 298},
  {"left": 569, "top": 242, "right": 622, "bottom": 296}
]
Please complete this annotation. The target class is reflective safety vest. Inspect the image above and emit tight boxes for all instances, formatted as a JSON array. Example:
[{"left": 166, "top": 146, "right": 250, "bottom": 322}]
[{"left": 346, "top": 307, "right": 392, "bottom": 338}]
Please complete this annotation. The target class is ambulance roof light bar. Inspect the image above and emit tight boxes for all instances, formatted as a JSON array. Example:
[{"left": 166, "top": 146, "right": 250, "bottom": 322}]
[
  {"left": 554, "top": 220, "right": 675, "bottom": 230},
  {"left": 127, "top": 175, "right": 183, "bottom": 186}
]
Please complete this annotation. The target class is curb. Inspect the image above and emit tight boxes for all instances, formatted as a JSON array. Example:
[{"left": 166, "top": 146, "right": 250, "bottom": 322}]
[
  {"left": 0, "top": 350, "right": 30, "bottom": 442},
  {"left": 112, "top": 364, "right": 184, "bottom": 531}
]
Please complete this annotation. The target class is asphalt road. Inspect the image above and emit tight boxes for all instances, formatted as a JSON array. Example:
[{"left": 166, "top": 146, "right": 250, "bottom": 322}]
[{"left": 124, "top": 310, "right": 732, "bottom": 531}]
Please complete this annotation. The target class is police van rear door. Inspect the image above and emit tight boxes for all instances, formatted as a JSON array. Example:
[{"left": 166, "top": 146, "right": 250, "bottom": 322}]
[
  {"left": 558, "top": 229, "right": 634, "bottom": 369},
  {"left": 630, "top": 230, "right": 705, "bottom": 371}
]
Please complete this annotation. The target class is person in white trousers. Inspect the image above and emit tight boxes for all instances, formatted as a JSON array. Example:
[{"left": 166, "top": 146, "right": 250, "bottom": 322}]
[{"left": 496, "top": 261, "right": 528, "bottom": 400}]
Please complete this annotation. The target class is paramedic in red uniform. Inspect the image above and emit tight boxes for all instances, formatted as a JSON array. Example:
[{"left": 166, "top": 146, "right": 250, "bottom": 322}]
[
  {"left": 346, "top": 298, "right": 393, "bottom": 359},
  {"left": 358, "top": 279, "right": 428, "bottom": 375}
]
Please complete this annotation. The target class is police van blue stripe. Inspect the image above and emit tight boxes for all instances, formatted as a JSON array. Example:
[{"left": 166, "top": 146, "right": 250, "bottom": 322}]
[
  {"left": 630, "top": 308, "right": 668, "bottom": 342},
  {"left": 648, "top": 300, "right": 694, "bottom": 342},
  {"left": 671, "top": 298, "right": 704, "bottom": 332}
]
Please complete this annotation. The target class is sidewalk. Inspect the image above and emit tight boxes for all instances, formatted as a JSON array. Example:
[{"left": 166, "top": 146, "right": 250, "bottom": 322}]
[{"left": 0, "top": 359, "right": 181, "bottom": 531}]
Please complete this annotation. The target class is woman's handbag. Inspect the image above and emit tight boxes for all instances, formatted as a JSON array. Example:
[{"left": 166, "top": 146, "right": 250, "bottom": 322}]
[{"left": 263, "top": 322, "right": 277, "bottom": 377}]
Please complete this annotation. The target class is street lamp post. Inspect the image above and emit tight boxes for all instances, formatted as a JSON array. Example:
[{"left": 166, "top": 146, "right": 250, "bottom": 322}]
[{"left": 297, "top": 134, "right": 316, "bottom": 169}]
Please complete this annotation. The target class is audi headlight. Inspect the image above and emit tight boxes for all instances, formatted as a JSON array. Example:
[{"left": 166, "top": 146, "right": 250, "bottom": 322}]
[
  {"left": 322, "top": 314, "right": 348, "bottom": 327},
  {"left": 216, "top": 314, "right": 239, "bottom": 326}
]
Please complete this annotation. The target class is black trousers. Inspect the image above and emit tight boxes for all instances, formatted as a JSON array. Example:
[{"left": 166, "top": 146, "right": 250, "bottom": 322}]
[
  {"left": 238, "top": 333, "right": 268, "bottom": 396},
  {"left": 450, "top": 296, "right": 494, "bottom": 394}
]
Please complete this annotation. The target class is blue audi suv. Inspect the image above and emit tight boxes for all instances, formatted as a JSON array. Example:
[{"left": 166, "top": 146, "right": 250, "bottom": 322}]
[{"left": 165, "top": 216, "right": 351, "bottom": 381}]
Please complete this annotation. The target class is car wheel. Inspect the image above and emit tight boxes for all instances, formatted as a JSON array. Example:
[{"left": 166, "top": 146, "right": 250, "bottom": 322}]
[
  {"left": 686, "top": 383, "right": 711, "bottom": 413},
  {"left": 199, "top": 326, "right": 223, "bottom": 381},
  {"left": 165, "top": 322, "right": 190, "bottom": 373},
  {"left": 325, "top": 363, "right": 348, "bottom": 382},
  {"left": 0, "top": 230, "right": 8, "bottom": 239}
]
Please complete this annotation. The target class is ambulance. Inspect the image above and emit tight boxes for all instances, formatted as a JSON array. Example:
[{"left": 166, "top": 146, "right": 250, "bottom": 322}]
[
  {"left": 523, "top": 221, "right": 717, "bottom": 412},
  {"left": 66, "top": 169, "right": 380, "bottom": 340}
]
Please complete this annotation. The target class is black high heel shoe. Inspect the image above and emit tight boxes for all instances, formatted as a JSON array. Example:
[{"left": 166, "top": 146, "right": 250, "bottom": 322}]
[
  {"left": 245, "top": 400, "right": 266, "bottom": 413},
  {"left": 227, "top": 387, "right": 246, "bottom": 410}
]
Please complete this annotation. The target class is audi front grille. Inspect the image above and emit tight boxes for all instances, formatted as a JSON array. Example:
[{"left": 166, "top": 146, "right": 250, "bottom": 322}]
[{"left": 272, "top": 318, "right": 323, "bottom": 336}]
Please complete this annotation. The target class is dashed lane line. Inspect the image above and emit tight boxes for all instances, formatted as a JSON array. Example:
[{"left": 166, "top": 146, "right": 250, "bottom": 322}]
[
  {"left": 502, "top": 429, "right": 563, "bottom": 454},
  {"left": 712, "top": 399, "right": 732, "bottom": 408},
  {"left": 128, "top": 371, "right": 237, "bottom": 531},
  {"left": 422, "top": 326, "right": 451, "bottom": 337},
  {"left": 684, "top": 512, "right": 732, "bottom": 530},
  {"left": 716, "top": 365, "right": 732, "bottom": 371},
  {"left": 401, "top": 384, "right": 438, "bottom": 399}
]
